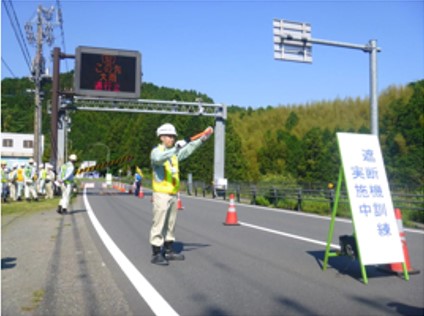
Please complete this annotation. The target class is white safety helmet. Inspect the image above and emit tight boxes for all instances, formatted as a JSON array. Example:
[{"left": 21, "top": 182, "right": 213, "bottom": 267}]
[
  {"left": 28, "top": 158, "right": 34, "bottom": 164},
  {"left": 156, "top": 123, "right": 177, "bottom": 137},
  {"left": 13, "top": 163, "right": 18, "bottom": 168},
  {"left": 69, "top": 154, "right": 78, "bottom": 161}
]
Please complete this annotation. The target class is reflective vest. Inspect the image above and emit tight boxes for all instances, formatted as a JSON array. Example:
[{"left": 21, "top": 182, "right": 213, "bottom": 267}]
[
  {"left": 16, "top": 168, "right": 24, "bottom": 182},
  {"left": 152, "top": 145, "right": 180, "bottom": 194},
  {"left": 1, "top": 169, "right": 7, "bottom": 183},
  {"left": 24, "top": 166, "right": 33, "bottom": 180},
  {"left": 40, "top": 169, "right": 47, "bottom": 180},
  {"left": 60, "top": 162, "right": 74, "bottom": 184}
]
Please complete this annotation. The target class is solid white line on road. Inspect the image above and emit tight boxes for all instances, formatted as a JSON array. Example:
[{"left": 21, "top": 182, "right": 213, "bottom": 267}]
[
  {"left": 83, "top": 188, "right": 179, "bottom": 316},
  {"left": 239, "top": 221, "right": 341, "bottom": 250}
]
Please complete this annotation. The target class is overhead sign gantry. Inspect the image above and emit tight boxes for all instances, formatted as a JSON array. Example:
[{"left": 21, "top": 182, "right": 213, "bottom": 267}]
[
  {"left": 273, "top": 18, "right": 381, "bottom": 136},
  {"left": 51, "top": 46, "right": 226, "bottom": 186}
]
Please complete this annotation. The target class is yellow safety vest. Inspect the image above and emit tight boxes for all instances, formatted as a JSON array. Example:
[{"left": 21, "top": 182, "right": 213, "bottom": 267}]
[
  {"left": 1, "top": 169, "right": 7, "bottom": 183},
  {"left": 152, "top": 146, "right": 180, "bottom": 194},
  {"left": 16, "top": 168, "right": 24, "bottom": 181}
]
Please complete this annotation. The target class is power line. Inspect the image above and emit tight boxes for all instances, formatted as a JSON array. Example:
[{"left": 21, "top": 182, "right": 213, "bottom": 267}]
[
  {"left": 2, "top": 0, "right": 32, "bottom": 73},
  {"left": 1, "top": 57, "right": 17, "bottom": 78}
]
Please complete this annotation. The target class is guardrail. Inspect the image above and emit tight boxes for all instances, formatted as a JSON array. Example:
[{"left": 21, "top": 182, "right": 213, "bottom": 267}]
[
  {"left": 112, "top": 177, "right": 423, "bottom": 226},
  {"left": 186, "top": 181, "right": 424, "bottom": 214}
]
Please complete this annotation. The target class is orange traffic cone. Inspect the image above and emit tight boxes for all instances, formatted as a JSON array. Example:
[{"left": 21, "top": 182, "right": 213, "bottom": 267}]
[
  {"left": 380, "top": 208, "right": 420, "bottom": 275},
  {"left": 177, "top": 192, "right": 184, "bottom": 210},
  {"left": 138, "top": 187, "right": 144, "bottom": 199},
  {"left": 223, "top": 194, "right": 240, "bottom": 225}
]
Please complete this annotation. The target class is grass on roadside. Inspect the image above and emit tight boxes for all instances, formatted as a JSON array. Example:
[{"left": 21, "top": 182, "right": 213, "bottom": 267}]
[{"left": 1, "top": 197, "right": 61, "bottom": 217}]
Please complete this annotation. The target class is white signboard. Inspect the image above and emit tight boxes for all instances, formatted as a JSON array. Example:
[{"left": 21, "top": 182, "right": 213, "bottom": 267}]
[
  {"left": 337, "top": 133, "right": 404, "bottom": 265},
  {"left": 273, "top": 19, "right": 313, "bottom": 63}
]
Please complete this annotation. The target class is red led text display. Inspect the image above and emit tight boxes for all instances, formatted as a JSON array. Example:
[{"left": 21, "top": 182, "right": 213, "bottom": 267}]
[{"left": 74, "top": 46, "right": 141, "bottom": 99}]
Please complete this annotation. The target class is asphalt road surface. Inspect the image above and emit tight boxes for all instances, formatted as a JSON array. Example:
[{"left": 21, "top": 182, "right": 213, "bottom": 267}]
[{"left": 83, "top": 182, "right": 424, "bottom": 316}]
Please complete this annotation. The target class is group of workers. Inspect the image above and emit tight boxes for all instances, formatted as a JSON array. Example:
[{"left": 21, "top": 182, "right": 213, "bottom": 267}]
[
  {"left": 1, "top": 154, "right": 78, "bottom": 215},
  {"left": 1, "top": 158, "right": 56, "bottom": 203},
  {"left": 2, "top": 122, "right": 214, "bottom": 267}
]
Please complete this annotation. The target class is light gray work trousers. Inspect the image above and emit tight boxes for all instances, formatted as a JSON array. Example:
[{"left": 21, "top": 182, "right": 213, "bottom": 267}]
[
  {"left": 59, "top": 182, "right": 73, "bottom": 210},
  {"left": 150, "top": 192, "right": 178, "bottom": 247}
]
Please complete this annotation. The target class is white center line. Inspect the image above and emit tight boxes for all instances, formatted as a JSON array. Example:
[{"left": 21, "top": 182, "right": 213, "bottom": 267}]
[{"left": 239, "top": 221, "right": 341, "bottom": 250}]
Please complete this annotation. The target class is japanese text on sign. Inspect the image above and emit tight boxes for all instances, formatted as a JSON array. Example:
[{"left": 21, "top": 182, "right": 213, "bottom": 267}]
[{"left": 337, "top": 133, "right": 404, "bottom": 265}]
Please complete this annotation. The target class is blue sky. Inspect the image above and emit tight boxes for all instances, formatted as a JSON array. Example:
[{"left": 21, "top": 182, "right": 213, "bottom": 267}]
[{"left": 2, "top": 0, "right": 423, "bottom": 108}]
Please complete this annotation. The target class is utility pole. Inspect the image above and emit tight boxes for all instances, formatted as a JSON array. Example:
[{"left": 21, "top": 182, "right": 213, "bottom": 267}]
[
  {"left": 25, "top": 5, "right": 58, "bottom": 172},
  {"left": 34, "top": 5, "right": 43, "bottom": 173}
]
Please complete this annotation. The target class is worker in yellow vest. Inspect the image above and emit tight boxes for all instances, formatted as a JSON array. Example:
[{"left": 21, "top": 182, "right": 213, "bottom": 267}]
[
  {"left": 8, "top": 163, "right": 18, "bottom": 201},
  {"left": 1, "top": 161, "right": 9, "bottom": 203},
  {"left": 24, "top": 158, "right": 38, "bottom": 202},
  {"left": 45, "top": 163, "right": 56, "bottom": 199},
  {"left": 57, "top": 154, "right": 77, "bottom": 214},
  {"left": 15, "top": 163, "right": 25, "bottom": 201},
  {"left": 38, "top": 163, "right": 47, "bottom": 195},
  {"left": 149, "top": 123, "right": 213, "bottom": 265}
]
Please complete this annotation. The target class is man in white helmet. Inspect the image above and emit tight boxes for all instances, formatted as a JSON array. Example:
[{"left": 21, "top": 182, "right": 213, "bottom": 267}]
[
  {"left": 16, "top": 163, "right": 25, "bottom": 201},
  {"left": 8, "top": 163, "right": 18, "bottom": 201},
  {"left": 38, "top": 163, "right": 47, "bottom": 196},
  {"left": 57, "top": 154, "right": 77, "bottom": 214},
  {"left": 24, "top": 158, "right": 38, "bottom": 202},
  {"left": 149, "top": 123, "right": 214, "bottom": 265},
  {"left": 45, "top": 164, "right": 56, "bottom": 199}
]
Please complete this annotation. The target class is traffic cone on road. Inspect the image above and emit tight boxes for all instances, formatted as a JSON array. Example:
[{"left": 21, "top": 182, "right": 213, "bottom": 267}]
[
  {"left": 380, "top": 208, "right": 420, "bottom": 275},
  {"left": 177, "top": 192, "right": 184, "bottom": 210},
  {"left": 223, "top": 194, "right": 240, "bottom": 226},
  {"left": 138, "top": 186, "right": 144, "bottom": 199}
]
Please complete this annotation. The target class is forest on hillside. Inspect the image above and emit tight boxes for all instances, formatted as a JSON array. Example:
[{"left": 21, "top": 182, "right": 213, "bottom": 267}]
[{"left": 1, "top": 74, "right": 423, "bottom": 191}]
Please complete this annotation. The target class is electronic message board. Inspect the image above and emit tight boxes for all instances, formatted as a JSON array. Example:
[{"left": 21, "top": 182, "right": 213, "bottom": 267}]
[{"left": 74, "top": 46, "right": 141, "bottom": 98}]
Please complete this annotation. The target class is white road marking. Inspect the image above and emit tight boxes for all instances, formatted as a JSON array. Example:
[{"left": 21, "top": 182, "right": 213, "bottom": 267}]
[
  {"left": 239, "top": 221, "right": 341, "bottom": 250},
  {"left": 188, "top": 194, "right": 424, "bottom": 235},
  {"left": 83, "top": 188, "right": 179, "bottom": 316}
]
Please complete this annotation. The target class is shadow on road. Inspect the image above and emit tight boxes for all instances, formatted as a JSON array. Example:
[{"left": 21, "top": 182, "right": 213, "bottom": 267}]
[
  {"left": 176, "top": 242, "right": 211, "bottom": 253},
  {"left": 307, "top": 250, "right": 398, "bottom": 282},
  {"left": 1, "top": 257, "right": 17, "bottom": 270}
]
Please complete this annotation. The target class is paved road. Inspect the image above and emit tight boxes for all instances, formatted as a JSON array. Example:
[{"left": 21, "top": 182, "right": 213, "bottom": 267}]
[
  {"left": 84, "top": 183, "right": 424, "bottom": 316},
  {"left": 2, "top": 182, "right": 423, "bottom": 315}
]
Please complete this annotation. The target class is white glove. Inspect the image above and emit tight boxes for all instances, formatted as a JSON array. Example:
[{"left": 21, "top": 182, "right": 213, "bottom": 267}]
[{"left": 175, "top": 139, "right": 188, "bottom": 149}]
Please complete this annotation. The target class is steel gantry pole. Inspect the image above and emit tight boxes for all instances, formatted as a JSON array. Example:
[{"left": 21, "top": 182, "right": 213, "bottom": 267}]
[
  {"left": 307, "top": 37, "right": 381, "bottom": 136},
  {"left": 369, "top": 40, "right": 379, "bottom": 136},
  {"left": 273, "top": 19, "right": 381, "bottom": 136}
]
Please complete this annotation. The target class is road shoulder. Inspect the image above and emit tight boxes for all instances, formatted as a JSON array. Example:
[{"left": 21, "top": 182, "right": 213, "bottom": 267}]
[{"left": 1, "top": 196, "right": 133, "bottom": 316}]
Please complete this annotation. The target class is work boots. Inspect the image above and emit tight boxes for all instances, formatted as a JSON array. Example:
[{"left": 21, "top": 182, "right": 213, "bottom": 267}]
[
  {"left": 56, "top": 205, "right": 62, "bottom": 214},
  {"left": 164, "top": 241, "right": 185, "bottom": 261},
  {"left": 151, "top": 246, "right": 168, "bottom": 266}
]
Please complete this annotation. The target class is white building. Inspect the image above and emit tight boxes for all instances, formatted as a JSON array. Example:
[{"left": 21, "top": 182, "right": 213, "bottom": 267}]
[{"left": 0, "top": 132, "right": 44, "bottom": 167}]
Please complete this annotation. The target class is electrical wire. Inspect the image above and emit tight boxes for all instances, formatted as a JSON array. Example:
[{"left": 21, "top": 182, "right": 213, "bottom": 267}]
[
  {"left": 2, "top": 0, "right": 32, "bottom": 74},
  {"left": 1, "top": 57, "right": 17, "bottom": 78}
]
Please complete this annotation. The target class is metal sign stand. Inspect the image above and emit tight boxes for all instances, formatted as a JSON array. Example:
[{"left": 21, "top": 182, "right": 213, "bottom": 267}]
[{"left": 323, "top": 167, "right": 370, "bottom": 284}]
